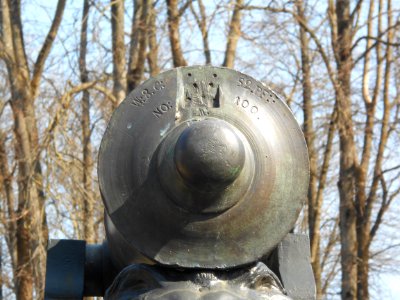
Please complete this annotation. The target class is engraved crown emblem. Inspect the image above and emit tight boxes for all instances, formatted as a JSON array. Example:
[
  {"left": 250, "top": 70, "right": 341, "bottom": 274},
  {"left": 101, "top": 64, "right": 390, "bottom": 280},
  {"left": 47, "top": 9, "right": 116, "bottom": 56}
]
[{"left": 185, "top": 80, "right": 221, "bottom": 108}]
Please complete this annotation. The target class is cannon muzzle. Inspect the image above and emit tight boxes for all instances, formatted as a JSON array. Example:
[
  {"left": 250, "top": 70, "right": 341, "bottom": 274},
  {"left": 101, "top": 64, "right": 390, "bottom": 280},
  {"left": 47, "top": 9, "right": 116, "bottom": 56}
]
[
  {"left": 99, "top": 66, "right": 309, "bottom": 269},
  {"left": 45, "top": 66, "right": 314, "bottom": 299}
]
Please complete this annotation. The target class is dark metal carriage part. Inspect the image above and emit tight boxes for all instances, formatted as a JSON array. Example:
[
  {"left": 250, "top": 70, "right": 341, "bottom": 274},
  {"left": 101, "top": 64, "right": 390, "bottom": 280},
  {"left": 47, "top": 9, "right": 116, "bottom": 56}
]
[
  {"left": 98, "top": 66, "right": 310, "bottom": 269},
  {"left": 44, "top": 234, "right": 316, "bottom": 299}
]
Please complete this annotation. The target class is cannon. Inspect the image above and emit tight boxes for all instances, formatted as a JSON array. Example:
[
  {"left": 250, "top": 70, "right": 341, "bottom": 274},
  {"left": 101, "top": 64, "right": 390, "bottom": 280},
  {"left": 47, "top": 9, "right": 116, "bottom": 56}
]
[{"left": 44, "top": 66, "right": 315, "bottom": 299}]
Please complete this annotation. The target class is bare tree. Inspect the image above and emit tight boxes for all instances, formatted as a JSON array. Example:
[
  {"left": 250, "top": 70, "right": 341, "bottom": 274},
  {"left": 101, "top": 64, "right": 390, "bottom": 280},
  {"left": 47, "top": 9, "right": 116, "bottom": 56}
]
[
  {"left": 295, "top": 2, "right": 331, "bottom": 297},
  {"left": 331, "top": 1, "right": 359, "bottom": 298},
  {"left": 0, "top": 1, "right": 66, "bottom": 298}
]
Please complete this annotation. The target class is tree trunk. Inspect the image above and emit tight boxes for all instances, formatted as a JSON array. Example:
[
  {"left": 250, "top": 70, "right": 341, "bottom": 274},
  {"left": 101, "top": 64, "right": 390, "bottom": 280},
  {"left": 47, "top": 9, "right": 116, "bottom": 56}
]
[
  {"left": 0, "top": 1, "right": 66, "bottom": 297},
  {"left": 222, "top": 0, "right": 243, "bottom": 68},
  {"left": 111, "top": 0, "right": 127, "bottom": 105},
  {"left": 80, "top": 0, "right": 95, "bottom": 244},
  {"left": 11, "top": 100, "right": 34, "bottom": 300},
  {"left": 147, "top": 1, "right": 159, "bottom": 76},
  {"left": 355, "top": 1, "right": 377, "bottom": 299},
  {"left": 335, "top": 1, "right": 358, "bottom": 299},
  {"left": 295, "top": 1, "right": 322, "bottom": 297},
  {"left": 127, "top": 0, "right": 149, "bottom": 91},
  {"left": 166, "top": 0, "right": 187, "bottom": 67}
]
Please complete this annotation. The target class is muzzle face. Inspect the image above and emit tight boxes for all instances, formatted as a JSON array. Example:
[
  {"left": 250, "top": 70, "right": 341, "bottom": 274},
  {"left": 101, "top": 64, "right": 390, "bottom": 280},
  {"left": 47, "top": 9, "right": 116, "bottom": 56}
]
[{"left": 98, "top": 66, "right": 309, "bottom": 269}]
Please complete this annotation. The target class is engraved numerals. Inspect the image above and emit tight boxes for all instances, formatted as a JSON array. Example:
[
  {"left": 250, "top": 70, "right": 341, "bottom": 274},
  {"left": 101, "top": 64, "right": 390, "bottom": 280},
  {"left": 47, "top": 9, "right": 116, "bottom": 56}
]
[
  {"left": 130, "top": 80, "right": 165, "bottom": 107},
  {"left": 237, "top": 77, "right": 275, "bottom": 103},
  {"left": 238, "top": 77, "right": 252, "bottom": 89},
  {"left": 235, "top": 97, "right": 258, "bottom": 114}
]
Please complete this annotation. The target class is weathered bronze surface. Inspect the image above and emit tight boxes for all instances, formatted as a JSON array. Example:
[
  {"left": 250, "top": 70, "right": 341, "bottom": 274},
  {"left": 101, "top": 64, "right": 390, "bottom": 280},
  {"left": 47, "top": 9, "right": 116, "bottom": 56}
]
[
  {"left": 105, "top": 262, "right": 291, "bottom": 299},
  {"left": 98, "top": 66, "right": 309, "bottom": 269}
]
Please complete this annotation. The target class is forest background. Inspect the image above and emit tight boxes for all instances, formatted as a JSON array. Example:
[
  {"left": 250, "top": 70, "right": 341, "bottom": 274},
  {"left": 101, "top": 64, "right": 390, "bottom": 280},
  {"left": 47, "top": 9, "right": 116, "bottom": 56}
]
[{"left": 0, "top": 0, "right": 399, "bottom": 299}]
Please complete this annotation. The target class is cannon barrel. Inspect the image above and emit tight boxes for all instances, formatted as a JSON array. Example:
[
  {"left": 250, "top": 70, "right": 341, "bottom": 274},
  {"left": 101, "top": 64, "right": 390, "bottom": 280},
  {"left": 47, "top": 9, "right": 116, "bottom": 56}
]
[
  {"left": 99, "top": 66, "right": 309, "bottom": 269},
  {"left": 45, "top": 66, "right": 313, "bottom": 299}
]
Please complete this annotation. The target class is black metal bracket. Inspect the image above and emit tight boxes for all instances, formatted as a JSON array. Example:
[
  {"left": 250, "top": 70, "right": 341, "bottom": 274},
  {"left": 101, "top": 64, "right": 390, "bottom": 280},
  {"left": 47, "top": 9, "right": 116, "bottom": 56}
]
[
  {"left": 44, "top": 240, "right": 117, "bottom": 300},
  {"left": 267, "top": 233, "right": 316, "bottom": 300}
]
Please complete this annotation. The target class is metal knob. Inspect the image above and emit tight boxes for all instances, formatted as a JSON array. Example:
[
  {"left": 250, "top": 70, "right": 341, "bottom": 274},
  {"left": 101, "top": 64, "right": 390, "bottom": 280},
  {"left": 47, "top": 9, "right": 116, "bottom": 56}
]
[{"left": 174, "top": 119, "right": 245, "bottom": 188}]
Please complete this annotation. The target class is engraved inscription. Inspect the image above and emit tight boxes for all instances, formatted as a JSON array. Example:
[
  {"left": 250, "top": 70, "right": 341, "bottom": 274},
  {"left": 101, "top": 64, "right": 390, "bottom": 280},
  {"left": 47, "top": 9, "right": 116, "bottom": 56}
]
[
  {"left": 235, "top": 97, "right": 258, "bottom": 114},
  {"left": 238, "top": 77, "right": 252, "bottom": 90},
  {"left": 153, "top": 101, "right": 173, "bottom": 118},
  {"left": 237, "top": 77, "right": 275, "bottom": 103},
  {"left": 130, "top": 80, "right": 165, "bottom": 107}
]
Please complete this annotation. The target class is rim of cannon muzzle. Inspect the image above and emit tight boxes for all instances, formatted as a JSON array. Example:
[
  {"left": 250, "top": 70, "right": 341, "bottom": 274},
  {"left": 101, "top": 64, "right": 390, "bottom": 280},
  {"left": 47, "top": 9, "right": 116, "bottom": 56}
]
[{"left": 98, "top": 66, "right": 309, "bottom": 269}]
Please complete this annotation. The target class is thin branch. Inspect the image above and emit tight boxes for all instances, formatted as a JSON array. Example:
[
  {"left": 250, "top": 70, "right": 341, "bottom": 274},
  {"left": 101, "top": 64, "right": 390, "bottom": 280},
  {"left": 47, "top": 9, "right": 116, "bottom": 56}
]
[
  {"left": 369, "top": 170, "right": 400, "bottom": 244},
  {"left": 0, "top": 99, "right": 10, "bottom": 119},
  {"left": 382, "top": 164, "right": 400, "bottom": 174},
  {"left": 370, "top": 243, "right": 400, "bottom": 258},
  {"left": 178, "top": 0, "right": 192, "bottom": 17},
  {"left": 31, "top": 0, "right": 67, "bottom": 98},
  {"left": 355, "top": 36, "right": 400, "bottom": 47},
  {"left": 321, "top": 217, "right": 339, "bottom": 271},
  {"left": 241, "top": 3, "right": 338, "bottom": 89},
  {"left": 353, "top": 20, "right": 400, "bottom": 66},
  {"left": 352, "top": 20, "right": 400, "bottom": 51},
  {"left": 350, "top": 0, "right": 364, "bottom": 23},
  {"left": 190, "top": 0, "right": 211, "bottom": 64},
  {"left": 91, "top": 85, "right": 117, "bottom": 105},
  {"left": 32, "top": 81, "right": 97, "bottom": 170}
]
